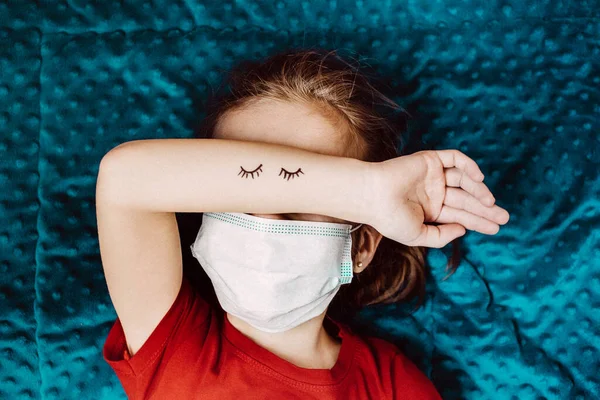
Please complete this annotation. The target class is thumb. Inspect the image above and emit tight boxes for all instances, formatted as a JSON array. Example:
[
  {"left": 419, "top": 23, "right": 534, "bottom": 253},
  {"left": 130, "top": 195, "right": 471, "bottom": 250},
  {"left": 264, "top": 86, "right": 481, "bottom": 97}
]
[{"left": 413, "top": 223, "right": 466, "bottom": 248}]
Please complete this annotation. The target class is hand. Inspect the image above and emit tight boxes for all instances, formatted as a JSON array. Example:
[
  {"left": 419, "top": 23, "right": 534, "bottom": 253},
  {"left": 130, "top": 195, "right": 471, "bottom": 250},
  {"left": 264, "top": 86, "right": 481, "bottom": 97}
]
[{"left": 365, "top": 150, "right": 510, "bottom": 248}]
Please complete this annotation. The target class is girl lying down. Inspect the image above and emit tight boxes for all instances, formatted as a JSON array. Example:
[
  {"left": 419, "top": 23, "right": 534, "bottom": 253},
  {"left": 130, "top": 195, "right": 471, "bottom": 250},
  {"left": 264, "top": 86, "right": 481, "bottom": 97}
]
[{"left": 96, "top": 49, "right": 510, "bottom": 399}]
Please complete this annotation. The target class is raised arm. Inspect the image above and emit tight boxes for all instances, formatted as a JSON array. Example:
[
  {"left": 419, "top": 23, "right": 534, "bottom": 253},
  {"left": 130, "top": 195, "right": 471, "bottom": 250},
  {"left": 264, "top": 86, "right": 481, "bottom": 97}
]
[{"left": 97, "top": 138, "right": 371, "bottom": 223}]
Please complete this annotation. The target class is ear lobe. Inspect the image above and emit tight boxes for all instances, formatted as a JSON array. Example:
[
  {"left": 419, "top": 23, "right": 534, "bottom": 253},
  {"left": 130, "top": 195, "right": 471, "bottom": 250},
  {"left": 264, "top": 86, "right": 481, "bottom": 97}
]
[{"left": 353, "top": 260, "right": 367, "bottom": 274}]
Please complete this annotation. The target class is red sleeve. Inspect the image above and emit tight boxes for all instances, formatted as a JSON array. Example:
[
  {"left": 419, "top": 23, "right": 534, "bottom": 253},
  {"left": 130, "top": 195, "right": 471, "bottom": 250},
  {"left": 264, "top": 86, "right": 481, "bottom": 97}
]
[
  {"left": 392, "top": 352, "right": 442, "bottom": 400},
  {"left": 102, "top": 276, "right": 211, "bottom": 391}
]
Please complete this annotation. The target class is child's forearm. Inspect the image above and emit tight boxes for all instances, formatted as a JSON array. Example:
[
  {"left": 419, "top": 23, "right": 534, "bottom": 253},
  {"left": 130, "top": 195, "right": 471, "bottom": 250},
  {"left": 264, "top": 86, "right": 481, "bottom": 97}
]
[{"left": 96, "top": 138, "right": 373, "bottom": 223}]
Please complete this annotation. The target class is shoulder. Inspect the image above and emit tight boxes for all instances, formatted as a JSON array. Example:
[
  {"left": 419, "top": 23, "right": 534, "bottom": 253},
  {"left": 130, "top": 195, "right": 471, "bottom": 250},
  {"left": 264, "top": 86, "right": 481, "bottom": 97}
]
[
  {"left": 103, "top": 276, "right": 213, "bottom": 375},
  {"left": 391, "top": 351, "right": 442, "bottom": 399},
  {"left": 354, "top": 334, "right": 442, "bottom": 399}
]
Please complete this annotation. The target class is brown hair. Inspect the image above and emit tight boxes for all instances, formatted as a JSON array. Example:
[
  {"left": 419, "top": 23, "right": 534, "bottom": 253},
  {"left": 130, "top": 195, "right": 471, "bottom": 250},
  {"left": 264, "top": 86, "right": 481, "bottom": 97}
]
[{"left": 193, "top": 48, "right": 462, "bottom": 321}]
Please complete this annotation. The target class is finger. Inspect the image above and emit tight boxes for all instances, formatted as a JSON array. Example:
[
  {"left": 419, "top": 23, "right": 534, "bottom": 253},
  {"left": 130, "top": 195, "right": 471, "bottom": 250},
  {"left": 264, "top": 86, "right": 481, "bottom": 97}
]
[
  {"left": 445, "top": 167, "right": 495, "bottom": 207},
  {"left": 407, "top": 223, "right": 466, "bottom": 248},
  {"left": 435, "top": 149, "right": 485, "bottom": 182},
  {"left": 435, "top": 204, "right": 501, "bottom": 235},
  {"left": 444, "top": 187, "right": 510, "bottom": 225}
]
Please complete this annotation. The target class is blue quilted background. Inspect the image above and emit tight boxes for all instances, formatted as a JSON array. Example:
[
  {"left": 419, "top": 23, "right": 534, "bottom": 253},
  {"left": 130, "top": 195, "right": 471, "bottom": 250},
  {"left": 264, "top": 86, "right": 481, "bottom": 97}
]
[{"left": 1, "top": 1, "right": 599, "bottom": 399}]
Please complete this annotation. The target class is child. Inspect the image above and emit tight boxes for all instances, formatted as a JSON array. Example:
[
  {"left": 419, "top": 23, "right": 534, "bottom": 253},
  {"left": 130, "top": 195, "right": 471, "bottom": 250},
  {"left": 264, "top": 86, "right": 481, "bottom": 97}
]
[{"left": 97, "top": 49, "right": 509, "bottom": 399}]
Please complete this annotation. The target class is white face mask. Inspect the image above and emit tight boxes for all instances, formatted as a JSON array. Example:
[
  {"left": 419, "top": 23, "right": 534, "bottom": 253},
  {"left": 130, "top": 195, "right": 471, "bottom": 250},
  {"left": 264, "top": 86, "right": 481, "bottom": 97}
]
[{"left": 190, "top": 212, "right": 363, "bottom": 333}]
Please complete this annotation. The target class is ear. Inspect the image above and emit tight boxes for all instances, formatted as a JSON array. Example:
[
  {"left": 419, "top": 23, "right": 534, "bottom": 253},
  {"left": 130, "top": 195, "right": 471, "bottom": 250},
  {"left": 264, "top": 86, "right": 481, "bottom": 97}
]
[{"left": 352, "top": 225, "right": 383, "bottom": 273}]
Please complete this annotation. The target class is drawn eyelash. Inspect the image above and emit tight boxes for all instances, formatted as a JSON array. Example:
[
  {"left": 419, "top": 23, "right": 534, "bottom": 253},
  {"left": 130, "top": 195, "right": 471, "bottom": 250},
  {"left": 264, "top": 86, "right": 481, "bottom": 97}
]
[
  {"left": 238, "top": 164, "right": 263, "bottom": 179},
  {"left": 279, "top": 167, "right": 304, "bottom": 181}
]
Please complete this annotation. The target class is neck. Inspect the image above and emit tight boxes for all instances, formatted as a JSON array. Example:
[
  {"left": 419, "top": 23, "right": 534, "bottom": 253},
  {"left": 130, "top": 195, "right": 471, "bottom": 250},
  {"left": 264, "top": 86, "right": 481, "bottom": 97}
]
[{"left": 226, "top": 311, "right": 341, "bottom": 369}]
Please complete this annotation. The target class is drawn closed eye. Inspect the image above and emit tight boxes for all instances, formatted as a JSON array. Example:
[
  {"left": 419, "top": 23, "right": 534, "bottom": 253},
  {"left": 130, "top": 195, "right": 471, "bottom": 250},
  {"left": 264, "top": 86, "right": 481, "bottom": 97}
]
[
  {"left": 238, "top": 164, "right": 263, "bottom": 179},
  {"left": 279, "top": 167, "right": 304, "bottom": 181}
]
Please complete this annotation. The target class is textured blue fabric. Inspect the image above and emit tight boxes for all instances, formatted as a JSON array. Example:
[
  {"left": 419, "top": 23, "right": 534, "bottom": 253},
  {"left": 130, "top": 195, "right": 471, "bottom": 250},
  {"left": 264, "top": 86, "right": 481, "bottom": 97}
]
[{"left": 1, "top": 1, "right": 599, "bottom": 399}]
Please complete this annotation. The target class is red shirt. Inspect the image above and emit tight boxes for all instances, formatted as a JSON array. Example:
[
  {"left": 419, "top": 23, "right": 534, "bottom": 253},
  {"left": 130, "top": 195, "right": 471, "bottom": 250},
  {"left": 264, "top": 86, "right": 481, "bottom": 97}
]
[{"left": 103, "top": 276, "right": 442, "bottom": 400}]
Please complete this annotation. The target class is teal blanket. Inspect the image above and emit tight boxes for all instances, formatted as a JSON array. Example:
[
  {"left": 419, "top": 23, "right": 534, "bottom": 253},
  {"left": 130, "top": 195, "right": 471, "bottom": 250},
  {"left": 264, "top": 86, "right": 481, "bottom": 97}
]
[{"left": 1, "top": 1, "right": 598, "bottom": 399}]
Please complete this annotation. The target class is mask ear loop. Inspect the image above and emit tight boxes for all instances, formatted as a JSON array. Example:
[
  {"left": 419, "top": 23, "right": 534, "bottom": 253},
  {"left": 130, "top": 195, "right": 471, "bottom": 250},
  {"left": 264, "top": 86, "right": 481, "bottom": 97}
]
[
  {"left": 349, "top": 223, "right": 363, "bottom": 233},
  {"left": 349, "top": 224, "right": 364, "bottom": 281}
]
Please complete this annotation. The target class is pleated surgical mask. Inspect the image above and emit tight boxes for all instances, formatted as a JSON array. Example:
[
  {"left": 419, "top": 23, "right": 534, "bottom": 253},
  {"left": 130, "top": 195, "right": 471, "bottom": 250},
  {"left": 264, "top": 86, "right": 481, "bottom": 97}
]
[{"left": 190, "top": 212, "right": 363, "bottom": 333}]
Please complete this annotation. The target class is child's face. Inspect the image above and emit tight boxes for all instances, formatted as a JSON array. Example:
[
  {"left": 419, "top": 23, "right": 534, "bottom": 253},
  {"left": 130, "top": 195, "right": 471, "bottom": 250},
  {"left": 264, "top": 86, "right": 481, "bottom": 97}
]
[{"left": 212, "top": 97, "right": 354, "bottom": 227}]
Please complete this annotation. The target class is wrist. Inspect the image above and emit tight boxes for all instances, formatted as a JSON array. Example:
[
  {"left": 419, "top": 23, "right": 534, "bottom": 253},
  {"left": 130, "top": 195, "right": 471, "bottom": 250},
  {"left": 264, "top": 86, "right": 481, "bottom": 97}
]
[
  {"left": 324, "top": 157, "right": 377, "bottom": 226},
  {"left": 356, "top": 160, "right": 380, "bottom": 225}
]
